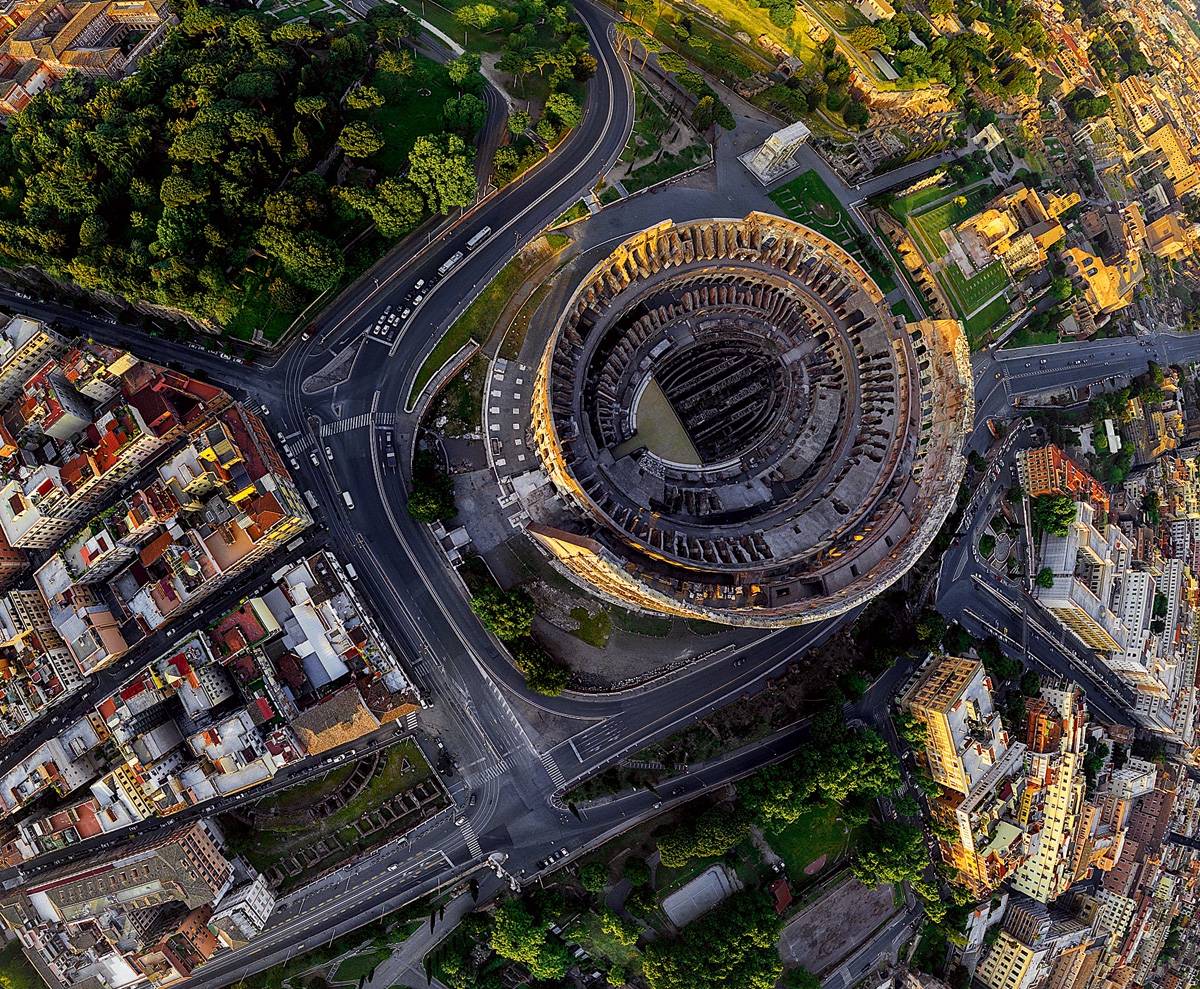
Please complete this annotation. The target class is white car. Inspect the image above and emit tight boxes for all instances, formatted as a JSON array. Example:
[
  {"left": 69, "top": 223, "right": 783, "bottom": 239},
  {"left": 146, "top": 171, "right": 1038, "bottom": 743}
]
[
  {"left": 388, "top": 863, "right": 400, "bottom": 872},
  {"left": 310, "top": 452, "right": 320, "bottom": 466},
  {"left": 400, "top": 308, "right": 411, "bottom": 320},
  {"left": 325, "top": 447, "right": 334, "bottom": 461}
]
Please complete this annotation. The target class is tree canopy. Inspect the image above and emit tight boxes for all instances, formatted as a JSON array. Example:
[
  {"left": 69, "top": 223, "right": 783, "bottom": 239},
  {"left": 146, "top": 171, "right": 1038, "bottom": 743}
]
[
  {"left": 642, "top": 891, "right": 784, "bottom": 989},
  {"left": 470, "top": 585, "right": 536, "bottom": 640},
  {"left": 1033, "top": 495, "right": 1077, "bottom": 536},
  {"left": 0, "top": 4, "right": 476, "bottom": 327}
]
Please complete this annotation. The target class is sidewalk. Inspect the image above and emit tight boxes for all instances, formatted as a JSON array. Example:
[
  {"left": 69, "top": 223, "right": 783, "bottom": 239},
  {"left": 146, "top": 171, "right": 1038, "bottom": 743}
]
[{"left": 363, "top": 889, "right": 479, "bottom": 989}]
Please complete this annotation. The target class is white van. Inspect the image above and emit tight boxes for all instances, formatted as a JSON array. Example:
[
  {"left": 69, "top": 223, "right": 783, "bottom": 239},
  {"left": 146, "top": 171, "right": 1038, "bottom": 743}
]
[{"left": 342, "top": 491, "right": 355, "bottom": 510}]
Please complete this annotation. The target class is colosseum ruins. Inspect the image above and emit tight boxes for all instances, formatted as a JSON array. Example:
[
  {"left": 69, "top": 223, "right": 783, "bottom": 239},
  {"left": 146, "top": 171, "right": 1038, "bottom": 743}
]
[{"left": 522, "top": 212, "right": 974, "bottom": 627}]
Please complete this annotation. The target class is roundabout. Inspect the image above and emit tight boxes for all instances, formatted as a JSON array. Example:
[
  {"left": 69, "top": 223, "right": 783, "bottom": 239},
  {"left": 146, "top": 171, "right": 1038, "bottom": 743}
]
[{"left": 524, "top": 212, "right": 975, "bottom": 627}]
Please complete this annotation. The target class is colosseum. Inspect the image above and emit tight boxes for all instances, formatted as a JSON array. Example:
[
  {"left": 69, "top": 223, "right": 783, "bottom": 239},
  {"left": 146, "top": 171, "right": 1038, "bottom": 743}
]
[{"left": 522, "top": 212, "right": 974, "bottom": 627}]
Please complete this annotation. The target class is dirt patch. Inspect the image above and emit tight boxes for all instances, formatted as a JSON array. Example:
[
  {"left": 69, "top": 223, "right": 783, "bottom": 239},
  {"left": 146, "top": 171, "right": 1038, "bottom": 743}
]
[{"left": 777, "top": 874, "right": 898, "bottom": 975}]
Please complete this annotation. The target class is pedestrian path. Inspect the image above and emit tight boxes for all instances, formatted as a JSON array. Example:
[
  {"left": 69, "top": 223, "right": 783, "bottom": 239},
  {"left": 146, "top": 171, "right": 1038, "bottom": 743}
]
[
  {"left": 321, "top": 412, "right": 398, "bottom": 435},
  {"left": 465, "top": 757, "right": 511, "bottom": 787},
  {"left": 541, "top": 751, "right": 567, "bottom": 789},
  {"left": 459, "top": 819, "right": 482, "bottom": 858}
]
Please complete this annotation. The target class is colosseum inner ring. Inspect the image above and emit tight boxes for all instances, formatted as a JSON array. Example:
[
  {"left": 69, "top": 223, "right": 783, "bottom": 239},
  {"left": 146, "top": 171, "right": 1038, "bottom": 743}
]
[{"left": 523, "top": 213, "right": 974, "bottom": 627}]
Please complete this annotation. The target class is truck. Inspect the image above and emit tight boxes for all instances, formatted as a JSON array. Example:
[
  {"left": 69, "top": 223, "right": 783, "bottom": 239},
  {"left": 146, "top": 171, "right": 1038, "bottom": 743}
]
[
  {"left": 384, "top": 429, "right": 396, "bottom": 468},
  {"left": 304, "top": 490, "right": 319, "bottom": 510},
  {"left": 342, "top": 491, "right": 355, "bottom": 510},
  {"left": 466, "top": 227, "right": 492, "bottom": 251},
  {"left": 437, "top": 251, "right": 465, "bottom": 277}
]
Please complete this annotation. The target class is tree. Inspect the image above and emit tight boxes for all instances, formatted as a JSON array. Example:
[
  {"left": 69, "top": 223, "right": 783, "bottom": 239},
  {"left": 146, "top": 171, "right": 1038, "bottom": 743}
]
[
  {"left": 849, "top": 26, "right": 887, "bottom": 50},
  {"left": 657, "top": 51, "right": 689, "bottom": 74},
  {"left": 600, "top": 908, "right": 641, "bottom": 946},
  {"left": 338, "top": 121, "right": 384, "bottom": 159},
  {"left": 510, "top": 637, "right": 570, "bottom": 695},
  {"left": 580, "top": 862, "right": 610, "bottom": 892},
  {"left": 448, "top": 51, "right": 483, "bottom": 87},
  {"left": 979, "top": 533, "right": 996, "bottom": 557},
  {"left": 444, "top": 93, "right": 489, "bottom": 135},
  {"left": 895, "top": 712, "right": 928, "bottom": 749},
  {"left": 642, "top": 890, "right": 783, "bottom": 989},
  {"left": 491, "top": 899, "right": 568, "bottom": 981},
  {"left": 508, "top": 109, "right": 531, "bottom": 135},
  {"left": 1020, "top": 669, "right": 1041, "bottom": 697},
  {"left": 268, "top": 277, "right": 308, "bottom": 313},
  {"left": 545, "top": 92, "right": 582, "bottom": 129},
  {"left": 691, "top": 95, "right": 716, "bottom": 131},
  {"left": 929, "top": 0, "right": 954, "bottom": 13},
  {"left": 852, "top": 821, "right": 927, "bottom": 888},
  {"left": 408, "top": 450, "right": 457, "bottom": 522},
  {"left": 471, "top": 585, "right": 536, "bottom": 640},
  {"left": 1033, "top": 495, "right": 1077, "bottom": 536},
  {"left": 1036, "top": 567, "right": 1055, "bottom": 589},
  {"left": 784, "top": 967, "right": 822, "bottom": 989},
  {"left": 408, "top": 133, "right": 477, "bottom": 214},
  {"left": 1051, "top": 276, "right": 1073, "bottom": 300},
  {"left": 346, "top": 84, "right": 386, "bottom": 111},
  {"left": 658, "top": 806, "right": 750, "bottom": 866},
  {"left": 296, "top": 95, "right": 327, "bottom": 130},
  {"left": 259, "top": 227, "right": 344, "bottom": 292},
  {"left": 915, "top": 609, "right": 947, "bottom": 647},
  {"left": 893, "top": 793, "right": 921, "bottom": 817},
  {"left": 623, "top": 857, "right": 651, "bottom": 887}
]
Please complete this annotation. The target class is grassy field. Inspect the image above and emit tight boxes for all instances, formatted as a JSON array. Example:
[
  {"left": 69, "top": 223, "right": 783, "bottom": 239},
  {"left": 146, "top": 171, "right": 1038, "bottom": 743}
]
[
  {"left": 768, "top": 801, "right": 856, "bottom": 883},
  {"left": 362, "top": 56, "right": 458, "bottom": 177},
  {"left": 940, "top": 259, "right": 1009, "bottom": 314},
  {"left": 623, "top": 143, "right": 710, "bottom": 193},
  {"left": 555, "top": 200, "right": 589, "bottom": 227},
  {"left": 890, "top": 182, "right": 955, "bottom": 217},
  {"left": 334, "top": 949, "right": 392, "bottom": 982},
  {"left": 770, "top": 170, "right": 898, "bottom": 293},
  {"left": 964, "top": 294, "right": 1013, "bottom": 342},
  {"left": 570, "top": 606, "right": 612, "bottom": 647},
  {"left": 890, "top": 299, "right": 916, "bottom": 322},
  {"left": 409, "top": 233, "right": 570, "bottom": 404},
  {"left": 908, "top": 182, "right": 995, "bottom": 255}
]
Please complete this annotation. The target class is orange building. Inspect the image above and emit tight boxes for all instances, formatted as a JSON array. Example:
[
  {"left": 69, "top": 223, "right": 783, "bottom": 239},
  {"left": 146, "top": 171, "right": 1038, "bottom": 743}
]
[{"left": 1016, "top": 445, "right": 1109, "bottom": 513}]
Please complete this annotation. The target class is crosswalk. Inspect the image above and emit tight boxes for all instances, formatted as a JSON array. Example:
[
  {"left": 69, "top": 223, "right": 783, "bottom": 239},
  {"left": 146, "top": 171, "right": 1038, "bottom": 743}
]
[
  {"left": 320, "top": 412, "right": 398, "bottom": 436},
  {"left": 541, "top": 752, "right": 567, "bottom": 789},
  {"left": 466, "top": 757, "right": 511, "bottom": 788},
  {"left": 403, "top": 711, "right": 419, "bottom": 733},
  {"left": 460, "top": 819, "right": 482, "bottom": 858}
]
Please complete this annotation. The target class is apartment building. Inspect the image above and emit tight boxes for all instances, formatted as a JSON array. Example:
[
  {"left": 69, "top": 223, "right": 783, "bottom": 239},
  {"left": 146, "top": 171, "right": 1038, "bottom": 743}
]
[
  {"left": 1035, "top": 502, "right": 1134, "bottom": 653},
  {"left": 1016, "top": 445, "right": 1110, "bottom": 514}
]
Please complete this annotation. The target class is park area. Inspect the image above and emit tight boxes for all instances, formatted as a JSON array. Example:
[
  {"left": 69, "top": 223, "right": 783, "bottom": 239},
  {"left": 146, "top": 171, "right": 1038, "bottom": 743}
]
[
  {"left": 770, "top": 170, "right": 897, "bottom": 293},
  {"left": 897, "top": 181, "right": 1013, "bottom": 342}
]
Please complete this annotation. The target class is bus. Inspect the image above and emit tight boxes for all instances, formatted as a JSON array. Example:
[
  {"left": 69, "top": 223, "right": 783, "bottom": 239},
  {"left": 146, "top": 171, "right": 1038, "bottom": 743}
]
[
  {"left": 304, "top": 490, "right": 319, "bottom": 510},
  {"left": 286, "top": 537, "right": 305, "bottom": 552},
  {"left": 466, "top": 227, "right": 492, "bottom": 251},
  {"left": 437, "top": 251, "right": 465, "bottom": 276}
]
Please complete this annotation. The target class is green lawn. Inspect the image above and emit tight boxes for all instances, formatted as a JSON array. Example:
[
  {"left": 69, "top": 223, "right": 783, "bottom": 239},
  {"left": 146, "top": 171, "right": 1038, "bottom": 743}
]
[
  {"left": 334, "top": 949, "right": 392, "bottom": 982},
  {"left": 408, "top": 233, "right": 569, "bottom": 404},
  {"left": 611, "top": 610, "right": 674, "bottom": 637},
  {"left": 1003, "top": 326, "right": 1058, "bottom": 349},
  {"left": 770, "top": 170, "right": 898, "bottom": 293},
  {"left": 964, "top": 294, "right": 1014, "bottom": 343},
  {"left": 622, "top": 143, "right": 709, "bottom": 193},
  {"left": 577, "top": 910, "right": 644, "bottom": 975},
  {"left": 362, "top": 56, "right": 458, "bottom": 178},
  {"left": 890, "top": 183, "right": 956, "bottom": 217},
  {"left": 890, "top": 299, "right": 916, "bottom": 322},
  {"left": 254, "top": 763, "right": 357, "bottom": 818},
  {"left": 908, "top": 182, "right": 995, "bottom": 256},
  {"left": 555, "top": 200, "right": 589, "bottom": 227},
  {"left": 768, "top": 801, "right": 856, "bottom": 882},
  {"left": 940, "top": 259, "right": 1009, "bottom": 314},
  {"left": 570, "top": 606, "right": 612, "bottom": 648}
]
